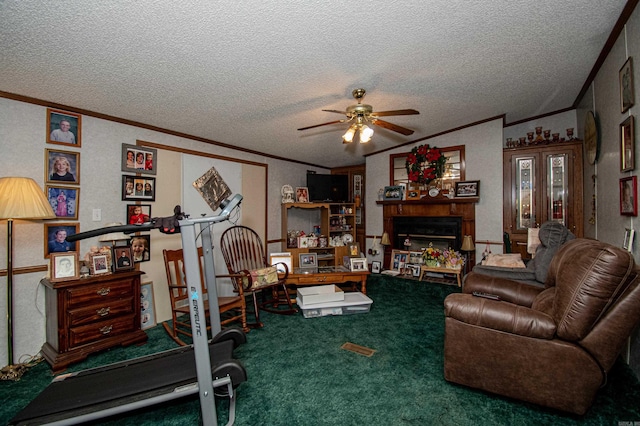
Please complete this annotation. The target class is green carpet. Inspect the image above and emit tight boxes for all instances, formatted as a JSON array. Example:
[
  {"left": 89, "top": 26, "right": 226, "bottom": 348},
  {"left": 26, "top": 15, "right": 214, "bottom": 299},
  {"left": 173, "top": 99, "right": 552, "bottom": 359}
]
[{"left": 2, "top": 276, "right": 640, "bottom": 425}]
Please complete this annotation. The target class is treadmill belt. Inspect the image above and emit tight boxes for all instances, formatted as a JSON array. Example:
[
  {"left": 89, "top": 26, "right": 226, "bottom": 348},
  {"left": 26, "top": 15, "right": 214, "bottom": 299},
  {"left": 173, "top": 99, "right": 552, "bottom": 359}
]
[{"left": 10, "top": 339, "right": 244, "bottom": 425}]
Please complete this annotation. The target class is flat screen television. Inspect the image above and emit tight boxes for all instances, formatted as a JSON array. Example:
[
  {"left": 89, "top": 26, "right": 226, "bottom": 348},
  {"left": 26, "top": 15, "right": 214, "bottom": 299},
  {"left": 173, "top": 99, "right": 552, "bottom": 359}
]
[{"left": 306, "top": 173, "right": 349, "bottom": 202}]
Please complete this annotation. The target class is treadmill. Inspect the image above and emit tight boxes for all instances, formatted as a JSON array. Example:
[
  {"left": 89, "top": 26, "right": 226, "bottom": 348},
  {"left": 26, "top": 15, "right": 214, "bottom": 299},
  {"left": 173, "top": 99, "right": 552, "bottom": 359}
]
[{"left": 10, "top": 194, "right": 247, "bottom": 426}]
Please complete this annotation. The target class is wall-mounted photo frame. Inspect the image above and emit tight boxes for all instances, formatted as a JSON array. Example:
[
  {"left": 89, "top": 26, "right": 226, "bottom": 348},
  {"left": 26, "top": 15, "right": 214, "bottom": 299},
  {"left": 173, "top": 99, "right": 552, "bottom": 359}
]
[
  {"left": 44, "top": 223, "right": 79, "bottom": 258},
  {"left": 112, "top": 246, "right": 134, "bottom": 272},
  {"left": 624, "top": 228, "right": 635, "bottom": 252},
  {"left": 349, "top": 257, "right": 367, "bottom": 272},
  {"left": 295, "top": 187, "right": 309, "bottom": 203},
  {"left": 621, "top": 116, "right": 635, "bottom": 172},
  {"left": 49, "top": 252, "right": 79, "bottom": 282},
  {"left": 383, "top": 185, "right": 404, "bottom": 201},
  {"left": 122, "top": 175, "right": 156, "bottom": 201},
  {"left": 47, "top": 108, "right": 81, "bottom": 147},
  {"left": 455, "top": 180, "right": 480, "bottom": 197},
  {"left": 140, "top": 282, "right": 157, "bottom": 330},
  {"left": 620, "top": 176, "right": 637, "bottom": 216},
  {"left": 90, "top": 253, "right": 110, "bottom": 275},
  {"left": 620, "top": 57, "right": 635, "bottom": 113},
  {"left": 126, "top": 204, "right": 151, "bottom": 225},
  {"left": 270, "top": 252, "right": 293, "bottom": 274},
  {"left": 45, "top": 149, "right": 80, "bottom": 185},
  {"left": 371, "top": 261, "right": 381, "bottom": 274},
  {"left": 299, "top": 252, "right": 317, "bottom": 268},
  {"left": 130, "top": 234, "right": 151, "bottom": 263},
  {"left": 121, "top": 143, "right": 157, "bottom": 175},
  {"left": 46, "top": 185, "right": 79, "bottom": 220}
]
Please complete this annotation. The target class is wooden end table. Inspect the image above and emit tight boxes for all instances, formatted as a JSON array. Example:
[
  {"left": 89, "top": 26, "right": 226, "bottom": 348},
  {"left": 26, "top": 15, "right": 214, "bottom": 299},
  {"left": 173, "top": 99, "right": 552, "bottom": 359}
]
[{"left": 419, "top": 265, "right": 462, "bottom": 287}]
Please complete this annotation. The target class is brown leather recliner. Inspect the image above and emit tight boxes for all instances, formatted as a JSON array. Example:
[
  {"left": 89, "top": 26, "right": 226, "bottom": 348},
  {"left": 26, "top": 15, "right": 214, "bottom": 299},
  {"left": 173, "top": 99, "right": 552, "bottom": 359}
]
[{"left": 443, "top": 239, "right": 640, "bottom": 415}]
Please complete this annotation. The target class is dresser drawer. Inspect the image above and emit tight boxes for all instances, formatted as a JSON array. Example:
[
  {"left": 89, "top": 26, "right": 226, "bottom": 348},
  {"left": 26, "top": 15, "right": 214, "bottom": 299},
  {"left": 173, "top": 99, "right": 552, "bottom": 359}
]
[
  {"left": 68, "top": 314, "right": 137, "bottom": 348},
  {"left": 66, "top": 279, "right": 134, "bottom": 308},
  {"left": 67, "top": 297, "right": 135, "bottom": 327}
]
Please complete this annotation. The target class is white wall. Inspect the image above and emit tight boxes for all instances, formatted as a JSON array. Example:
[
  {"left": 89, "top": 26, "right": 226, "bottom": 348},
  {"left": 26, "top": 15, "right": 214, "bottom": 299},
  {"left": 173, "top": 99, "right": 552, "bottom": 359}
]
[
  {"left": 0, "top": 97, "right": 324, "bottom": 366},
  {"left": 365, "top": 118, "right": 505, "bottom": 264}
]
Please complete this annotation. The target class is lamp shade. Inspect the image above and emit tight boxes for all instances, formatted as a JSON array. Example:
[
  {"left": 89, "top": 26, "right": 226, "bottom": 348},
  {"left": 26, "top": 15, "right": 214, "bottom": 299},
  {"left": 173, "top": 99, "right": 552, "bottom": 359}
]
[
  {"left": 380, "top": 232, "right": 391, "bottom": 246},
  {"left": 98, "top": 223, "right": 131, "bottom": 243},
  {"left": 461, "top": 235, "right": 475, "bottom": 251},
  {"left": 0, "top": 177, "right": 55, "bottom": 220}
]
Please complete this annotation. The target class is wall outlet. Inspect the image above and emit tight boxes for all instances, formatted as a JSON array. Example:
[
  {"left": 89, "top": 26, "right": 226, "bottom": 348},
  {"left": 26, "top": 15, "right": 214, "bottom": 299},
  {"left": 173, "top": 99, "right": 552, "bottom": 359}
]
[{"left": 92, "top": 209, "right": 101, "bottom": 221}]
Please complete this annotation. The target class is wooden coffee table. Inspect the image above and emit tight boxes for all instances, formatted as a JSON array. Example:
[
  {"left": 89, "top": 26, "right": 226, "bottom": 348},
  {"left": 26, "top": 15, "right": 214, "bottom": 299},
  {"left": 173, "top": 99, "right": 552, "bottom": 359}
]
[{"left": 283, "top": 267, "right": 369, "bottom": 294}]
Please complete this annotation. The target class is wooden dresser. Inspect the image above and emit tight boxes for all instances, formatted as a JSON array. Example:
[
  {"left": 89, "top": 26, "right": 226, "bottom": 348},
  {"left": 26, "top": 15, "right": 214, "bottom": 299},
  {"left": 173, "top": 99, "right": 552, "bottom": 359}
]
[{"left": 41, "top": 270, "right": 148, "bottom": 372}]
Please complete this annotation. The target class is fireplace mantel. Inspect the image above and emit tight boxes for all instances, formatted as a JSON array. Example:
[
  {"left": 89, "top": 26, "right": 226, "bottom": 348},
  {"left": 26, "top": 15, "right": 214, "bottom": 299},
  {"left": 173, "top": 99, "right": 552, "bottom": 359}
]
[{"left": 377, "top": 197, "right": 478, "bottom": 269}]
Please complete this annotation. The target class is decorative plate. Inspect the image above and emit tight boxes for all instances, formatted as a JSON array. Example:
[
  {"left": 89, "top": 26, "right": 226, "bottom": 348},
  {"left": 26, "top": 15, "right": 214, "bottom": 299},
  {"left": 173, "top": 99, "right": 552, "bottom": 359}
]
[
  {"left": 429, "top": 188, "right": 440, "bottom": 197},
  {"left": 342, "top": 233, "right": 354, "bottom": 244}
]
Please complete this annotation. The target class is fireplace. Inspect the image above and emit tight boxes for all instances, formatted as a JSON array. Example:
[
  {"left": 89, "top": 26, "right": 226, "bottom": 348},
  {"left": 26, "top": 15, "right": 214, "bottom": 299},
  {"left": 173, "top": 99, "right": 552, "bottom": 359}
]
[{"left": 394, "top": 216, "right": 462, "bottom": 252}]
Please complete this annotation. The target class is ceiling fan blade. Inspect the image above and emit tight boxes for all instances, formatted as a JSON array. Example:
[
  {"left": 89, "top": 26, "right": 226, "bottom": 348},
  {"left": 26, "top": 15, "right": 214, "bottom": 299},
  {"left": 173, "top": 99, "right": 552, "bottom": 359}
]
[
  {"left": 372, "top": 118, "right": 415, "bottom": 136},
  {"left": 321, "top": 109, "right": 347, "bottom": 115},
  {"left": 297, "top": 119, "right": 346, "bottom": 131},
  {"left": 373, "top": 109, "right": 420, "bottom": 117}
]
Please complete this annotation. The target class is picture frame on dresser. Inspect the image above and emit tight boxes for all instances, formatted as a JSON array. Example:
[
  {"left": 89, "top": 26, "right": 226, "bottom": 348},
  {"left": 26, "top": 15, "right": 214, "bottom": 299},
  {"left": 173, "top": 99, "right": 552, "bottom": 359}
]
[
  {"left": 47, "top": 108, "right": 81, "bottom": 147},
  {"left": 113, "top": 246, "right": 135, "bottom": 272},
  {"left": 49, "top": 252, "right": 79, "bottom": 282},
  {"left": 299, "top": 252, "right": 317, "bottom": 268},
  {"left": 90, "top": 253, "right": 110, "bottom": 275},
  {"left": 349, "top": 257, "right": 367, "bottom": 272}
]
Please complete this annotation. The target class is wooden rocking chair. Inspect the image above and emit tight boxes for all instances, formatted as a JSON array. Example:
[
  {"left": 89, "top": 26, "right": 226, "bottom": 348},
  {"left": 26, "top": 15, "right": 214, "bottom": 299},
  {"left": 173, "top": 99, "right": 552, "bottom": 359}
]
[
  {"left": 220, "top": 225, "right": 297, "bottom": 328},
  {"left": 162, "top": 247, "right": 248, "bottom": 346}
]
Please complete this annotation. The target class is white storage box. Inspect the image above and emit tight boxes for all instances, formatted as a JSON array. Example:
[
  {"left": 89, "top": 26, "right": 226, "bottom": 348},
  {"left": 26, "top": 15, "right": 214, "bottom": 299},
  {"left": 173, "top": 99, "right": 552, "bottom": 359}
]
[
  {"left": 297, "top": 285, "right": 344, "bottom": 305},
  {"left": 298, "top": 292, "right": 373, "bottom": 318}
]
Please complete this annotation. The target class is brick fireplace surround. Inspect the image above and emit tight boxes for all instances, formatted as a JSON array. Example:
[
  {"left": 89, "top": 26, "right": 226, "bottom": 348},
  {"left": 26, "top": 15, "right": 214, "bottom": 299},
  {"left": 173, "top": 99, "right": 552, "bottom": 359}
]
[{"left": 377, "top": 197, "right": 479, "bottom": 269}]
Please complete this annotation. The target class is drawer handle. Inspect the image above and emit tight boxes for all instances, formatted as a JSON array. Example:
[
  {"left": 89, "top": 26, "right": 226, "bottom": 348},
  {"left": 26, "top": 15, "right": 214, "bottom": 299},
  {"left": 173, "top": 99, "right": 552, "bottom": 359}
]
[
  {"left": 317, "top": 276, "right": 327, "bottom": 282},
  {"left": 96, "top": 307, "right": 110, "bottom": 317},
  {"left": 97, "top": 287, "right": 111, "bottom": 296},
  {"left": 99, "top": 325, "right": 113, "bottom": 335}
]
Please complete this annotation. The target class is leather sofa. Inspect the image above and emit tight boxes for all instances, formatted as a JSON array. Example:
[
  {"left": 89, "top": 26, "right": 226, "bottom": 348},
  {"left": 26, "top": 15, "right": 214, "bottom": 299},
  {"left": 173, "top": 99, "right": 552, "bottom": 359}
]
[
  {"left": 470, "top": 221, "right": 575, "bottom": 287},
  {"left": 443, "top": 239, "right": 640, "bottom": 414}
]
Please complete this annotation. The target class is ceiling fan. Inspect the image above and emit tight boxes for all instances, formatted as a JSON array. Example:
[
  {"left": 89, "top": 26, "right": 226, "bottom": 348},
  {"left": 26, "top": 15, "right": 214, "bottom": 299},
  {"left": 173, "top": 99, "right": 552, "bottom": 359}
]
[{"left": 297, "top": 88, "right": 420, "bottom": 143}]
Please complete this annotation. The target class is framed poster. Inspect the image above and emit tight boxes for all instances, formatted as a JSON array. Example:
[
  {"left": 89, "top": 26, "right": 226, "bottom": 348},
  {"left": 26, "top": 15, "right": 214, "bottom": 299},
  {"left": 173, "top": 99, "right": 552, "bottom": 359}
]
[
  {"left": 121, "top": 143, "right": 157, "bottom": 175},
  {"left": 45, "top": 149, "right": 80, "bottom": 185},
  {"left": 47, "top": 108, "right": 81, "bottom": 147},
  {"left": 46, "top": 185, "right": 79, "bottom": 220}
]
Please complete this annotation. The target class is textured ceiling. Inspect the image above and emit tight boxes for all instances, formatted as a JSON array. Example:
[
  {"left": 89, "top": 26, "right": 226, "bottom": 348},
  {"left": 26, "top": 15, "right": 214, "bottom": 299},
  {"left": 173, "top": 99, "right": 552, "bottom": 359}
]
[{"left": 0, "top": 1, "right": 627, "bottom": 168}]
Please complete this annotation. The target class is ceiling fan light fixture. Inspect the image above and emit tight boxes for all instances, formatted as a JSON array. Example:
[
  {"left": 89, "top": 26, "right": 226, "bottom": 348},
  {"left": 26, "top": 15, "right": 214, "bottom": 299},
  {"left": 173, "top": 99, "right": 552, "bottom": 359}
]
[
  {"left": 359, "top": 125, "right": 373, "bottom": 143},
  {"left": 342, "top": 125, "right": 356, "bottom": 143}
]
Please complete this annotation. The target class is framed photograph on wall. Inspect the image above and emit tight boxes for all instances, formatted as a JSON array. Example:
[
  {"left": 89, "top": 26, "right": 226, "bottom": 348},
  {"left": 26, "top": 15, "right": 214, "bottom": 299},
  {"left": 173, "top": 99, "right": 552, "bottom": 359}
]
[
  {"left": 45, "top": 149, "right": 80, "bottom": 185},
  {"left": 621, "top": 116, "right": 635, "bottom": 172},
  {"left": 44, "top": 223, "right": 79, "bottom": 258},
  {"left": 49, "top": 252, "right": 79, "bottom": 282},
  {"left": 122, "top": 175, "right": 156, "bottom": 201},
  {"left": 455, "top": 180, "right": 480, "bottom": 197},
  {"left": 121, "top": 143, "right": 157, "bottom": 175},
  {"left": 47, "top": 108, "right": 81, "bottom": 147},
  {"left": 620, "top": 176, "right": 637, "bottom": 216},
  {"left": 130, "top": 234, "right": 151, "bottom": 263},
  {"left": 46, "top": 185, "right": 79, "bottom": 220},
  {"left": 112, "top": 246, "right": 134, "bottom": 272},
  {"left": 624, "top": 228, "right": 635, "bottom": 252},
  {"left": 620, "top": 57, "right": 635, "bottom": 113},
  {"left": 126, "top": 203, "right": 151, "bottom": 225},
  {"left": 140, "top": 282, "right": 157, "bottom": 330}
]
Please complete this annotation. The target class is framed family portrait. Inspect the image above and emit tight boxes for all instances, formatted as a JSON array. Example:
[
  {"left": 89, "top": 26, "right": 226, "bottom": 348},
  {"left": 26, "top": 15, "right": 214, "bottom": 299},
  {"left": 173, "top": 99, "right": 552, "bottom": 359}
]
[
  {"left": 620, "top": 57, "right": 635, "bottom": 113},
  {"left": 296, "top": 187, "right": 309, "bottom": 203},
  {"left": 455, "top": 180, "right": 480, "bottom": 197},
  {"left": 112, "top": 246, "right": 134, "bottom": 272},
  {"left": 45, "top": 149, "right": 80, "bottom": 185},
  {"left": 126, "top": 204, "right": 151, "bottom": 225},
  {"left": 620, "top": 176, "right": 637, "bottom": 216},
  {"left": 47, "top": 108, "right": 81, "bottom": 147},
  {"left": 620, "top": 116, "right": 635, "bottom": 172},
  {"left": 122, "top": 175, "right": 156, "bottom": 201},
  {"left": 349, "top": 258, "right": 367, "bottom": 272},
  {"left": 383, "top": 185, "right": 404, "bottom": 201},
  {"left": 121, "top": 143, "right": 157, "bottom": 175},
  {"left": 49, "top": 252, "right": 79, "bottom": 282},
  {"left": 299, "top": 252, "right": 317, "bottom": 268},
  {"left": 46, "top": 185, "right": 79, "bottom": 220},
  {"left": 44, "top": 223, "right": 79, "bottom": 258}
]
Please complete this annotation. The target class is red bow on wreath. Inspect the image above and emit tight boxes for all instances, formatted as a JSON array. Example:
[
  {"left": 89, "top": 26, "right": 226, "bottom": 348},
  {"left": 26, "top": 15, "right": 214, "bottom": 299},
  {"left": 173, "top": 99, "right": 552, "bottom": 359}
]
[{"left": 405, "top": 144, "right": 447, "bottom": 185}]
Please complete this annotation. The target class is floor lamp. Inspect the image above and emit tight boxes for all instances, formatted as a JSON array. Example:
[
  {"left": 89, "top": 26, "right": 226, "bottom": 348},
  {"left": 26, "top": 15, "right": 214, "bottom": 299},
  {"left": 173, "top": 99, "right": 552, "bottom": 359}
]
[{"left": 0, "top": 177, "right": 55, "bottom": 381}]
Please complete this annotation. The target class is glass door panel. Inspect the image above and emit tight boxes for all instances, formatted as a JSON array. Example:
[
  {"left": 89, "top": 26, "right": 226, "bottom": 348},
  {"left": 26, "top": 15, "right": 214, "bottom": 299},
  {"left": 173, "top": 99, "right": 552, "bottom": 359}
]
[
  {"left": 547, "top": 153, "right": 567, "bottom": 225},
  {"left": 516, "top": 157, "right": 535, "bottom": 230}
]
